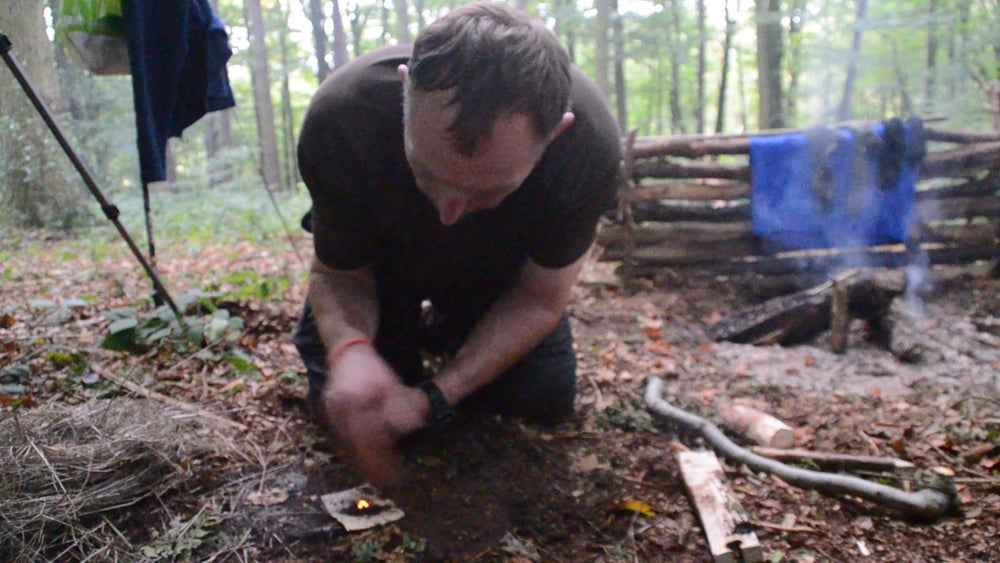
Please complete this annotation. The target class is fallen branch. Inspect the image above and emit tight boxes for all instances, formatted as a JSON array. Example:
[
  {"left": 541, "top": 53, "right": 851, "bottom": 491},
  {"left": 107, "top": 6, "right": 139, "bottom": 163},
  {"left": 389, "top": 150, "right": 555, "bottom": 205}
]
[
  {"left": 644, "top": 377, "right": 958, "bottom": 521},
  {"left": 92, "top": 365, "right": 248, "bottom": 432},
  {"left": 750, "top": 447, "right": 916, "bottom": 473}
]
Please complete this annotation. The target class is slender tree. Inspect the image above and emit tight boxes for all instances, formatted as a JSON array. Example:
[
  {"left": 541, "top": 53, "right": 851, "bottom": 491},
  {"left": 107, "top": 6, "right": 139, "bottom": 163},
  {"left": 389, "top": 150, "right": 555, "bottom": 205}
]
[
  {"left": 0, "top": 0, "right": 85, "bottom": 228},
  {"left": 332, "top": 0, "right": 350, "bottom": 68},
  {"left": 836, "top": 0, "right": 867, "bottom": 121},
  {"left": 714, "top": 0, "right": 735, "bottom": 134},
  {"left": 593, "top": 0, "right": 611, "bottom": 98},
  {"left": 785, "top": 0, "right": 806, "bottom": 125},
  {"left": 925, "top": 0, "right": 938, "bottom": 115},
  {"left": 611, "top": 0, "right": 626, "bottom": 132},
  {"left": 394, "top": 0, "right": 412, "bottom": 44},
  {"left": 756, "top": 0, "right": 785, "bottom": 129},
  {"left": 695, "top": 0, "right": 706, "bottom": 134},
  {"left": 306, "top": 0, "right": 331, "bottom": 83},
  {"left": 206, "top": 0, "right": 234, "bottom": 186},
  {"left": 277, "top": 0, "right": 299, "bottom": 190},
  {"left": 245, "top": 0, "right": 285, "bottom": 192}
]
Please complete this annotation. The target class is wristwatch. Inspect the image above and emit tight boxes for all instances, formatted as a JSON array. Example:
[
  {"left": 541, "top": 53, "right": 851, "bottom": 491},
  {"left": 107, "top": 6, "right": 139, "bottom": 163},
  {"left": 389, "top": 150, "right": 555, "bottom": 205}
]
[{"left": 417, "top": 380, "right": 455, "bottom": 429}]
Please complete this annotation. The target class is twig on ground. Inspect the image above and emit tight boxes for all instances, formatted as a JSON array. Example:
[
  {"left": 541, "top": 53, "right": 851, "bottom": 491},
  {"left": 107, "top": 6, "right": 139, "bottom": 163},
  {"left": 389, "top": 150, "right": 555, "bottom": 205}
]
[
  {"left": 644, "top": 377, "right": 959, "bottom": 521},
  {"left": 92, "top": 364, "right": 247, "bottom": 431}
]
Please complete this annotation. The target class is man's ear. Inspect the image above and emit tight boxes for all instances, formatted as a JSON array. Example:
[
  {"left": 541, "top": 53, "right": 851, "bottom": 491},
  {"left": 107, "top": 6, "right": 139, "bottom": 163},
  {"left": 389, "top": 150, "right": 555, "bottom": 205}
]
[
  {"left": 552, "top": 112, "right": 575, "bottom": 140},
  {"left": 398, "top": 64, "right": 409, "bottom": 84}
]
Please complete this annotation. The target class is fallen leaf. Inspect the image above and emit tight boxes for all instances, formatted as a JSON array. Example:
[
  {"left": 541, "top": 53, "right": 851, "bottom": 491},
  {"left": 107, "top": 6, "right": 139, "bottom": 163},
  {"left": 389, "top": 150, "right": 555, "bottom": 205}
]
[
  {"left": 571, "top": 453, "right": 610, "bottom": 473},
  {"left": 608, "top": 499, "right": 656, "bottom": 517},
  {"left": 245, "top": 487, "right": 289, "bottom": 506},
  {"left": 645, "top": 340, "right": 675, "bottom": 356},
  {"left": 643, "top": 326, "right": 664, "bottom": 340}
]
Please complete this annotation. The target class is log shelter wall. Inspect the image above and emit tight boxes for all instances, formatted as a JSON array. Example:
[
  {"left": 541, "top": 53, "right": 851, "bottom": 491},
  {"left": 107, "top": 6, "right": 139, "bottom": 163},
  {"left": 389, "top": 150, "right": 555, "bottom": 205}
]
[{"left": 597, "top": 123, "right": 1000, "bottom": 276}]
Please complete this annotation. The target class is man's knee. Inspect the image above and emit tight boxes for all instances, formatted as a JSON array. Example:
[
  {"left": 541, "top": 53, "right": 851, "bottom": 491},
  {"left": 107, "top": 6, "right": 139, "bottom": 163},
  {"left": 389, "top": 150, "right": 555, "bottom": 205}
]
[{"left": 466, "top": 315, "right": 577, "bottom": 424}]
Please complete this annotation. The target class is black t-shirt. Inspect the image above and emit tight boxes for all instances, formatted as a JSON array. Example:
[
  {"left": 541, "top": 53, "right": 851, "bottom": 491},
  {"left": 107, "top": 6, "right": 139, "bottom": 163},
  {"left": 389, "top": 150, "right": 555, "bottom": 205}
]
[{"left": 297, "top": 45, "right": 621, "bottom": 305}]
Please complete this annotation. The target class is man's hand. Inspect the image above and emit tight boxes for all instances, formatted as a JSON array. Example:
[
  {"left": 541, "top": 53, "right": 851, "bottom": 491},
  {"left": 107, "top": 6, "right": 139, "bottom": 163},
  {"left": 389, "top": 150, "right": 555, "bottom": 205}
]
[{"left": 322, "top": 344, "right": 429, "bottom": 488}]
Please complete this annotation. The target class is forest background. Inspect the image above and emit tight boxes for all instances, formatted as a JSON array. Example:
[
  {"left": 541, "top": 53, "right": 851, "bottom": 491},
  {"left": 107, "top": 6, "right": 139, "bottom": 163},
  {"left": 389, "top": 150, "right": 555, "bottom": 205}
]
[{"left": 0, "top": 0, "right": 998, "bottom": 242}]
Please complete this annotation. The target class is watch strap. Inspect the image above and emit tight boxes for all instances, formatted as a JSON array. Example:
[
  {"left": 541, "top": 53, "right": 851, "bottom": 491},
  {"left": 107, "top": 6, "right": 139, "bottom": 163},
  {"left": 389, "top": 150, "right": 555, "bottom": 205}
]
[{"left": 417, "top": 380, "right": 455, "bottom": 429}]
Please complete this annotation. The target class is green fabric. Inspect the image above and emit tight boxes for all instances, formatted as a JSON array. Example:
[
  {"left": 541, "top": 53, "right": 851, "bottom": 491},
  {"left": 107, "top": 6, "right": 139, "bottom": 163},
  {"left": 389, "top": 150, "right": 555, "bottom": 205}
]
[{"left": 55, "top": 0, "right": 125, "bottom": 42}]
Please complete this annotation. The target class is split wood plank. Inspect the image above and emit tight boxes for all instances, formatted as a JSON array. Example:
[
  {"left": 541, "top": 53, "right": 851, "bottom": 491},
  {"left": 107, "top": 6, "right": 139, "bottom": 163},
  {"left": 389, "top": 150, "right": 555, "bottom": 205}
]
[{"left": 678, "top": 450, "right": 763, "bottom": 563}]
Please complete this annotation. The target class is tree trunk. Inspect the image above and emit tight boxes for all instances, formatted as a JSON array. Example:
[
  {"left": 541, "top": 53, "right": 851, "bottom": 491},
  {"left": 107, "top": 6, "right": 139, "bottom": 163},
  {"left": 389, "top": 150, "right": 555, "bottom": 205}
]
[
  {"left": 611, "top": 0, "right": 626, "bottom": 133},
  {"left": 925, "top": 0, "right": 938, "bottom": 115},
  {"left": 331, "top": 0, "right": 349, "bottom": 68},
  {"left": 837, "top": 0, "right": 867, "bottom": 121},
  {"left": 349, "top": 3, "right": 371, "bottom": 58},
  {"left": 394, "top": 0, "right": 411, "bottom": 44},
  {"left": 593, "top": 0, "right": 611, "bottom": 98},
  {"left": 278, "top": 0, "right": 299, "bottom": 190},
  {"left": 245, "top": 0, "right": 285, "bottom": 192},
  {"left": 667, "top": 0, "right": 684, "bottom": 133},
  {"left": 785, "top": 0, "right": 806, "bottom": 125},
  {"left": 0, "top": 0, "right": 86, "bottom": 228},
  {"left": 306, "top": 0, "right": 330, "bottom": 83},
  {"left": 714, "top": 0, "right": 735, "bottom": 134},
  {"left": 695, "top": 0, "right": 706, "bottom": 134},
  {"left": 755, "top": 0, "right": 785, "bottom": 129},
  {"left": 205, "top": 0, "right": 233, "bottom": 186}
]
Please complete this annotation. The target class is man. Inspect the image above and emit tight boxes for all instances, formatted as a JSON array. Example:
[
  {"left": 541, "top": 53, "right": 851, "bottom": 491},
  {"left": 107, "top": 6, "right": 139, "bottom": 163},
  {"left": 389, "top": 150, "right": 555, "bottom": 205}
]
[{"left": 293, "top": 1, "right": 621, "bottom": 486}]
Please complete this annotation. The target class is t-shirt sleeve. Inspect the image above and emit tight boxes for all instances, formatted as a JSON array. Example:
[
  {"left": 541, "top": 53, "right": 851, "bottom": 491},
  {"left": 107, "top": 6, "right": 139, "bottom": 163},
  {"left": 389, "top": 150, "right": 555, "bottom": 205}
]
[
  {"left": 527, "top": 97, "right": 622, "bottom": 269},
  {"left": 297, "top": 101, "right": 376, "bottom": 270}
]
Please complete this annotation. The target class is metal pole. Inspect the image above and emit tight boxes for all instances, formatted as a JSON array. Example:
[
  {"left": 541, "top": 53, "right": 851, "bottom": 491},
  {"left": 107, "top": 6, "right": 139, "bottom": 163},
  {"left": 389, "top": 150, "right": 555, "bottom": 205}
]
[{"left": 0, "top": 31, "right": 184, "bottom": 324}]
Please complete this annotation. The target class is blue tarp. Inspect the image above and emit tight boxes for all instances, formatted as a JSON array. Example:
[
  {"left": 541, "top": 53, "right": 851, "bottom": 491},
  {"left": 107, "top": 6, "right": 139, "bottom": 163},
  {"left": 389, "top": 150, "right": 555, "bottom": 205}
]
[
  {"left": 749, "top": 121, "right": 923, "bottom": 250},
  {"left": 121, "top": 0, "right": 235, "bottom": 185}
]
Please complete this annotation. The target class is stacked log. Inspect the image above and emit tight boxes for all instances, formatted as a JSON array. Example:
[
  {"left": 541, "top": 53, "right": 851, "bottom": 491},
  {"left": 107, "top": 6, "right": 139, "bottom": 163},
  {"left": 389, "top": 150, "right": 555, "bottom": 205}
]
[{"left": 597, "top": 125, "right": 1000, "bottom": 275}]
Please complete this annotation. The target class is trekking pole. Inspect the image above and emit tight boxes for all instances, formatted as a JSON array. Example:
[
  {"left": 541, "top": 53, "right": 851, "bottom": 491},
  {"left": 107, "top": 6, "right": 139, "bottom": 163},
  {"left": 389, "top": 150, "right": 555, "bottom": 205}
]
[{"left": 0, "top": 31, "right": 185, "bottom": 325}]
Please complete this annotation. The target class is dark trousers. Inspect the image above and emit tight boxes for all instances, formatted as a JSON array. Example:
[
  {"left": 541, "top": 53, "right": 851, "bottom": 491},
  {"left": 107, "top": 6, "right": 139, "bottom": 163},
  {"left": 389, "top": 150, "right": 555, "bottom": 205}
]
[{"left": 292, "top": 299, "right": 577, "bottom": 424}]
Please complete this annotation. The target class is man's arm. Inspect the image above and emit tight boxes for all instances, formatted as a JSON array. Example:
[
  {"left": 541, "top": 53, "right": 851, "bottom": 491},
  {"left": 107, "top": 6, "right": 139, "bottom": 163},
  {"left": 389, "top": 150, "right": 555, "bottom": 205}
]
[
  {"left": 307, "top": 256, "right": 379, "bottom": 349},
  {"left": 431, "top": 252, "right": 586, "bottom": 406},
  {"left": 308, "top": 257, "right": 430, "bottom": 487}
]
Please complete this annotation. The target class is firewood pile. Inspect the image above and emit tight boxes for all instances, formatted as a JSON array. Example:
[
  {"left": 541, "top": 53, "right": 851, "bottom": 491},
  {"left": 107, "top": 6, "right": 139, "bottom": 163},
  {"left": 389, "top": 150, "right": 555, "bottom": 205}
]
[{"left": 597, "top": 124, "right": 1000, "bottom": 276}]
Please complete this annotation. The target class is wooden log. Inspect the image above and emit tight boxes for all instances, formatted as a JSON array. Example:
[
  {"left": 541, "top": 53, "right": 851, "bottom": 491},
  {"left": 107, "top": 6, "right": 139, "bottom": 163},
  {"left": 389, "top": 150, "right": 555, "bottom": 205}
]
[
  {"left": 924, "top": 127, "right": 1000, "bottom": 144},
  {"left": 719, "top": 403, "right": 796, "bottom": 448},
  {"left": 599, "top": 237, "right": 762, "bottom": 265},
  {"left": 632, "top": 159, "right": 751, "bottom": 181},
  {"left": 750, "top": 447, "right": 916, "bottom": 473},
  {"left": 597, "top": 219, "right": 995, "bottom": 252},
  {"left": 630, "top": 199, "right": 750, "bottom": 223},
  {"left": 597, "top": 221, "right": 753, "bottom": 246},
  {"left": 829, "top": 281, "right": 850, "bottom": 353},
  {"left": 632, "top": 136, "right": 751, "bottom": 159},
  {"left": 916, "top": 175, "right": 1000, "bottom": 201},
  {"left": 677, "top": 450, "right": 764, "bottom": 563},
  {"left": 603, "top": 239, "right": 997, "bottom": 275},
  {"left": 646, "top": 377, "right": 960, "bottom": 521},
  {"left": 630, "top": 119, "right": 955, "bottom": 160},
  {"left": 630, "top": 180, "right": 750, "bottom": 202},
  {"left": 917, "top": 195, "right": 1000, "bottom": 222},
  {"left": 919, "top": 141, "right": 1000, "bottom": 179},
  {"left": 706, "top": 269, "right": 905, "bottom": 345}
]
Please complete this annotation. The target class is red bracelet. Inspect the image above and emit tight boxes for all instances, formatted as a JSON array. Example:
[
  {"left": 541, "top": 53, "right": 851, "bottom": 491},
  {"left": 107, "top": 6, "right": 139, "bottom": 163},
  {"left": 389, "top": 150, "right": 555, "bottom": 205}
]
[{"left": 326, "top": 336, "right": 373, "bottom": 370}]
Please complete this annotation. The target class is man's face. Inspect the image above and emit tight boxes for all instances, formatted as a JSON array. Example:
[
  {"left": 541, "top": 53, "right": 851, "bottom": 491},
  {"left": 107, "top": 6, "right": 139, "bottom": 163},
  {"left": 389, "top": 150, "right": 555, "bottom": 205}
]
[{"left": 399, "top": 65, "right": 573, "bottom": 226}]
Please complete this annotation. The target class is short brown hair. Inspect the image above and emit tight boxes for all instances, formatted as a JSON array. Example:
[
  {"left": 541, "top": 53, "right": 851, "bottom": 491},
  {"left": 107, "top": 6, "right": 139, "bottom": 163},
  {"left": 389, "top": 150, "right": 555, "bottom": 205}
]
[{"left": 407, "top": 1, "right": 572, "bottom": 156}]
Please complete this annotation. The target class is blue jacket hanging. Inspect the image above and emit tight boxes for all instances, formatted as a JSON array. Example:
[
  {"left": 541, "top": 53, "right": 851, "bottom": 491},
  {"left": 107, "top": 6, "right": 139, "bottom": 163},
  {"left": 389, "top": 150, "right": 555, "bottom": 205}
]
[{"left": 121, "top": 0, "right": 236, "bottom": 185}]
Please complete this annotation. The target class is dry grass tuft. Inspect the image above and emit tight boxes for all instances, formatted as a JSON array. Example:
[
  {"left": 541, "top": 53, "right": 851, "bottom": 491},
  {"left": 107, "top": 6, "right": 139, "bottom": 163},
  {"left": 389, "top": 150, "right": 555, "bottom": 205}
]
[{"left": 0, "top": 399, "right": 230, "bottom": 562}]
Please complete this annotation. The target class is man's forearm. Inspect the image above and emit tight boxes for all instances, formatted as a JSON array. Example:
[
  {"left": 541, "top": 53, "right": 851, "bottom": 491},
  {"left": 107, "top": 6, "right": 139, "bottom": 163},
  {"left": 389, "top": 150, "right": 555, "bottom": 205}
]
[
  {"left": 307, "top": 257, "right": 380, "bottom": 352},
  {"left": 432, "top": 256, "right": 583, "bottom": 405}
]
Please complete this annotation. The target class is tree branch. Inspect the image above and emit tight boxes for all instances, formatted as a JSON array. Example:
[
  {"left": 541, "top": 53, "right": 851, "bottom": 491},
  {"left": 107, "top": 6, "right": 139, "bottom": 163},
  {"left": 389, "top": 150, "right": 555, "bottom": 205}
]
[{"left": 644, "top": 377, "right": 958, "bottom": 521}]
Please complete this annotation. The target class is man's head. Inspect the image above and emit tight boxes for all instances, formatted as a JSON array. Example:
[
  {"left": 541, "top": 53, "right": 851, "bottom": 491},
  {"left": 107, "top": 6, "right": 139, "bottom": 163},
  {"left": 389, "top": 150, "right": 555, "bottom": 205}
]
[{"left": 399, "top": 1, "right": 575, "bottom": 226}]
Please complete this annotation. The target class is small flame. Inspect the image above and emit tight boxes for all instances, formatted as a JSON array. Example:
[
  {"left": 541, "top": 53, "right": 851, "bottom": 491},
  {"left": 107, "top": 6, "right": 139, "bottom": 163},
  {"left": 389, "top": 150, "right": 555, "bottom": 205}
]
[{"left": 356, "top": 498, "right": 371, "bottom": 510}]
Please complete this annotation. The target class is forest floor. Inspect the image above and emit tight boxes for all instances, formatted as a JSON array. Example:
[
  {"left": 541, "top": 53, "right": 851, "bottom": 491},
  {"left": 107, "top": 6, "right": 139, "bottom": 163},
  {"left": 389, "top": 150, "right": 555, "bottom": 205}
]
[{"left": 2, "top": 230, "right": 1000, "bottom": 562}]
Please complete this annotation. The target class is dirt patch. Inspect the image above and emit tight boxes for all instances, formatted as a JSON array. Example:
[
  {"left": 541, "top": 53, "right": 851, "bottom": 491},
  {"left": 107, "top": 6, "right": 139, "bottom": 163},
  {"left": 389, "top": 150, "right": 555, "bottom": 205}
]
[{"left": 3, "top": 236, "right": 1000, "bottom": 561}]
